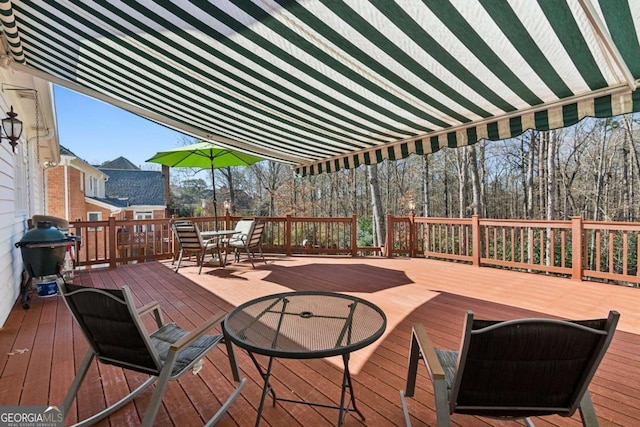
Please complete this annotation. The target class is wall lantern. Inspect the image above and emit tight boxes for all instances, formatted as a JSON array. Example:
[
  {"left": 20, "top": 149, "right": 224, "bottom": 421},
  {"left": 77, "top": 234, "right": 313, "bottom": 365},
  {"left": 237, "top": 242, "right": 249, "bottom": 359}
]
[{"left": 1, "top": 106, "right": 23, "bottom": 152}]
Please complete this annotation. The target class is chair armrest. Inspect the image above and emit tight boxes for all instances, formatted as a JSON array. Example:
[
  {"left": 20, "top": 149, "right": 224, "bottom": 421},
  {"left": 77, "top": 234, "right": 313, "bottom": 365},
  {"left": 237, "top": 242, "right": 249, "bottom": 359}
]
[
  {"left": 170, "top": 311, "right": 227, "bottom": 351},
  {"left": 412, "top": 323, "right": 445, "bottom": 381},
  {"left": 138, "top": 301, "right": 164, "bottom": 328}
]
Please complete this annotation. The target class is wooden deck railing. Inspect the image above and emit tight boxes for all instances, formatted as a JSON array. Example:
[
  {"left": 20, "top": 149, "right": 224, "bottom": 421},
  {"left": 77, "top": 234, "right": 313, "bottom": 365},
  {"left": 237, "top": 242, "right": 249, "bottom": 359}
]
[
  {"left": 387, "top": 214, "right": 640, "bottom": 287},
  {"left": 68, "top": 214, "right": 640, "bottom": 287},
  {"left": 68, "top": 214, "right": 380, "bottom": 269}
]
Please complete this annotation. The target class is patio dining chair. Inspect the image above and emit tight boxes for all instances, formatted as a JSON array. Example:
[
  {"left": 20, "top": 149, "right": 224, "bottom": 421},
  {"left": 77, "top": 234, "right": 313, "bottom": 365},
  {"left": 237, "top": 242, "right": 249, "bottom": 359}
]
[
  {"left": 59, "top": 282, "right": 246, "bottom": 427},
  {"left": 400, "top": 310, "right": 619, "bottom": 427},
  {"left": 227, "top": 220, "right": 266, "bottom": 268},
  {"left": 226, "top": 218, "right": 255, "bottom": 243},
  {"left": 171, "top": 220, "right": 218, "bottom": 274}
]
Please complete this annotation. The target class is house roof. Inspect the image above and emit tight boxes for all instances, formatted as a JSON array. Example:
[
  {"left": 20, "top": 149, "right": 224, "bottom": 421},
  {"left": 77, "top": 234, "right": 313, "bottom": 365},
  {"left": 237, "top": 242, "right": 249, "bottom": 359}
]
[
  {"left": 5, "top": 1, "right": 640, "bottom": 176},
  {"left": 99, "top": 169, "right": 165, "bottom": 206},
  {"left": 86, "top": 196, "right": 130, "bottom": 209},
  {"left": 99, "top": 156, "right": 140, "bottom": 170},
  {"left": 59, "top": 145, "right": 76, "bottom": 157}
]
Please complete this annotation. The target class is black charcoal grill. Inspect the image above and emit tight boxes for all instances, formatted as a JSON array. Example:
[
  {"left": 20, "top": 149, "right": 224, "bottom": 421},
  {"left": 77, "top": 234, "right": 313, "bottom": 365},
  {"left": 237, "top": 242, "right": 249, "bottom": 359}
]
[{"left": 15, "top": 221, "right": 79, "bottom": 308}]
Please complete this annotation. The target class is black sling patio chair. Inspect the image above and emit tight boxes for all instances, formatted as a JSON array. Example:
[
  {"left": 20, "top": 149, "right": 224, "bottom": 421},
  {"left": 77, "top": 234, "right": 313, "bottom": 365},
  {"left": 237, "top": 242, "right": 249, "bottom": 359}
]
[
  {"left": 400, "top": 310, "right": 619, "bottom": 427},
  {"left": 59, "top": 283, "right": 246, "bottom": 427}
]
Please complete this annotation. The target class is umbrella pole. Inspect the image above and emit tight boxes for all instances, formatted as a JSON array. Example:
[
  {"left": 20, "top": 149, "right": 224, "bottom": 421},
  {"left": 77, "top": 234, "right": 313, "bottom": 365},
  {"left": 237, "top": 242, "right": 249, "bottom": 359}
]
[{"left": 211, "top": 161, "right": 218, "bottom": 231}]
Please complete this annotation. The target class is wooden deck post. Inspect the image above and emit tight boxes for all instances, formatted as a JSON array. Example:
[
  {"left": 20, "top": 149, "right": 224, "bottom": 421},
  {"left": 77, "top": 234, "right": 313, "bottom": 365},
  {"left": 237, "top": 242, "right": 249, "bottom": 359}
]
[
  {"left": 286, "top": 214, "right": 292, "bottom": 256},
  {"left": 351, "top": 214, "right": 358, "bottom": 257},
  {"left": 409, "top": 211, "right": 415, "bottom": 258},
  {"left": 571, "top": 216, "right": 583, "bottom": 281},
  {"left": 386, "top": 213, "right": 394, "bottom": 258},
  {"left": 471, "top": 215, "right": 481, "bottom": 267},
  {"left": 109, "top": 216, "right": 117, "bottom": 268}
]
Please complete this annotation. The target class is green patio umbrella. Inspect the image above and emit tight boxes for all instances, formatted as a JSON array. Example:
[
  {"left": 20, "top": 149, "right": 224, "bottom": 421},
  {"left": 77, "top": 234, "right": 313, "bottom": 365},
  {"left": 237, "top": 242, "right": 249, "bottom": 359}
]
[{"left": 146, "top": 142, "right": 262, "bottom": 229}]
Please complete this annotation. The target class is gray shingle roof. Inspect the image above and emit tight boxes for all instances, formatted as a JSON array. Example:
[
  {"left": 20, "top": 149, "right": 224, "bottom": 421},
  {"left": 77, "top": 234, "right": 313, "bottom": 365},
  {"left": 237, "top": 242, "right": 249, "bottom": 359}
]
[
  {"left": 99, "top": 157, "right": 140, "bottom": 170},
  {"left": 99, "top": 169, "right": 166, "bottom": 206},
  {"left": 87, "top": 196, "right": 131, "bottom": 208}
]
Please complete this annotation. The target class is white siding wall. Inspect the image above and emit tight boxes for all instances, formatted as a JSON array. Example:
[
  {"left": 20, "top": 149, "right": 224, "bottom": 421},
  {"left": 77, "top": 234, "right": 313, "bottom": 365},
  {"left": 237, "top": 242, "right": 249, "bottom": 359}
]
[
  {"left": 0, "top": 72, "right": 55, "bottom": 326},
  {"left": 0, "top": 115, "right": 30, "bottom": 325}
]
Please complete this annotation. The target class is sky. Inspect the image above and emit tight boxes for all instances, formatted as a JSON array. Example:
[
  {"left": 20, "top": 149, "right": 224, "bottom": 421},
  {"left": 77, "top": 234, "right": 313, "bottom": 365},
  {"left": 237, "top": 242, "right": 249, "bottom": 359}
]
[{"left": 54, "top": 85, "right": 192, "bottom": 168}]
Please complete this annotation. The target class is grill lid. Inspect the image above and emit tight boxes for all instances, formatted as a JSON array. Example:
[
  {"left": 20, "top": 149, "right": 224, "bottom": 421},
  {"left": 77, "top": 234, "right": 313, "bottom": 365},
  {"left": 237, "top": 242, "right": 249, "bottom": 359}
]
[{"left": 16, "top": 221, "right": 68, "bottom": 247}]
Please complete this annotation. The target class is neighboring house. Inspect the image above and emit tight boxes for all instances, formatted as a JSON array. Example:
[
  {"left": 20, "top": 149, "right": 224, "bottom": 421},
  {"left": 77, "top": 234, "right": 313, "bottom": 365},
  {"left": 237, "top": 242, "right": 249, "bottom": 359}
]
[
  {"left": 46, "top": 151, "right": 168, "bottom": 223},
  {"left": 0, "top": 67, "right": 59, "bottom": 326},
  {"left": 45, "top": 150, "right": 169, "bottom": 265},
  {"left": 46, "top": 146, "right": 110, "bottom": 223},
  {"left": 97, "top": 157, "right": 168, "bottom": 221}
]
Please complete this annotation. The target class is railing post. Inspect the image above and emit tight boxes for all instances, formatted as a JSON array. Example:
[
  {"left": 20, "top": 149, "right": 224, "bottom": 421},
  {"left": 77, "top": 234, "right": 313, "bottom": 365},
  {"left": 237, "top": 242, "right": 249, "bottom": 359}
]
[
  {"left": 471, "top": 215, "right": 481, "bottom": 267},
  {"left": 571, "top": 216, "right": 583, "bottom": 281},
  {"left": 109, "top": 216, "right": 117, "bottom": 268},
  {"left": 386, "top": 213, "right": 393, "bottom": 258},
  {"left": 351, "top": 214, "right": 357, "bottom": 257},
  {"left": 286, "top": 214, "right": 292, "bottom": 256},
  {"left": 409, "top": 211, "right": 415, "bottom": 258}
]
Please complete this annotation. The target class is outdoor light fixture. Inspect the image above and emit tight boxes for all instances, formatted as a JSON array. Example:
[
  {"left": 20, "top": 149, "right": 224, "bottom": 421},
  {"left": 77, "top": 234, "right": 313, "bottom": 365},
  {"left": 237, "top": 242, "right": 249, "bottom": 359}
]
[
  {"left": 1, "top": 106, "right": 23, "bottom": 152},
  {"left": 408, "top": 199, "right": 416, "bottom": 214},
  {"left": 223, "top": 200, "right": 230, "bottom": 212}
]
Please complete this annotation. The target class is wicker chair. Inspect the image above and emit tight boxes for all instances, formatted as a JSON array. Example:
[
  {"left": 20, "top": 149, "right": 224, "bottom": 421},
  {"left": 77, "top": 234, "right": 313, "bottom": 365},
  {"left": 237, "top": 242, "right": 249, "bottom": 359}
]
[{"left": 400, "top": 310, "right": 619, "bottom": 427}]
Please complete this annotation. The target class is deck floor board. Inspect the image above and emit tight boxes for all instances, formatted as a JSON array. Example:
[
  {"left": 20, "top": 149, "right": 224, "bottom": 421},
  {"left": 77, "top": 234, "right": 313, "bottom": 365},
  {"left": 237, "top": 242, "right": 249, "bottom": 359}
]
[{"left": 1, "top": 257, "right": 639, "bottom": 426}]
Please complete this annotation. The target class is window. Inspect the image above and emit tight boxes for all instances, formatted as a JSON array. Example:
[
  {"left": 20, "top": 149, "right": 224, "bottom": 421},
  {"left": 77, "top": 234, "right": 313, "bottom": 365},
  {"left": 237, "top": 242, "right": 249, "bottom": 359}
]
[
  {"left": 134, "top": 211, "right": 153, "bottom": 233},
  {"left": 87, "top": 211, "right": 102, "bottom": 231}
]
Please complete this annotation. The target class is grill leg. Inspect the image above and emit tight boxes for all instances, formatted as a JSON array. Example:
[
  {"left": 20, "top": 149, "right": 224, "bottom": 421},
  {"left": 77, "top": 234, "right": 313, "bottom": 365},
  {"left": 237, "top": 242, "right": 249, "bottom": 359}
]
[{"left": 20, "top": 270, "right": 32, "bottom": 309}]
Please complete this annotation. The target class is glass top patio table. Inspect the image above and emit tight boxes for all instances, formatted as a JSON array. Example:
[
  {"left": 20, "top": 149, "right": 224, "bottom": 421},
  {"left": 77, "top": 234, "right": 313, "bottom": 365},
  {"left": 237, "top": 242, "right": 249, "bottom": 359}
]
[
  {"left": 223, "top": 291, "right": 386, "bottom": 426},
  {"left": 223, "top": 291, "right": 386, "bottom": 358}
]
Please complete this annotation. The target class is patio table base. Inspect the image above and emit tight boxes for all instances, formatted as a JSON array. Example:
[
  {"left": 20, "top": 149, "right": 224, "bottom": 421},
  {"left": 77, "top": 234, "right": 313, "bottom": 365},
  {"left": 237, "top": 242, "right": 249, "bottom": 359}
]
[{"left": 248, "top": 351, "right": 364, "bottom": 427}]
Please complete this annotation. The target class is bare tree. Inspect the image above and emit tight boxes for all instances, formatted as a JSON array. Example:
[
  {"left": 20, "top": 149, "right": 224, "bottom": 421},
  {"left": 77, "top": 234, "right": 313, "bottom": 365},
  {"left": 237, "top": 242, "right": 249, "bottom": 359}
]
[
  {"left": 469, "top": 145, "right": 482, "bottom": 216},
  {"left": 455, "top": 147, "right": 469, "bottom": 217},
  {"left": 367, "top": 164, "right": 385, "bottom": 247}
]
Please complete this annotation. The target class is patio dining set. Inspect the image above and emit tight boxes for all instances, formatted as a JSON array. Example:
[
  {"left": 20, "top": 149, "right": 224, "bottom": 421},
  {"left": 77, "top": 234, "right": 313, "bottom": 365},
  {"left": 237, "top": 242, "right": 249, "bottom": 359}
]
[
  {"left": 171, "top": 218, "right": 267, "bottom": 274},
  {"left": 56, "top": 265, "right": 619, "bottom": 427}
]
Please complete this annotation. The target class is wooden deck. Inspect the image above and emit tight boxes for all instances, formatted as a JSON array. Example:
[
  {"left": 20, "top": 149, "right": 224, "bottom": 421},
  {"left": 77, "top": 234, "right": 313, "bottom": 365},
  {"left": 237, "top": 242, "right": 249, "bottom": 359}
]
[{"left": 1, "top": 256, "right": 640, "bottom": 426}]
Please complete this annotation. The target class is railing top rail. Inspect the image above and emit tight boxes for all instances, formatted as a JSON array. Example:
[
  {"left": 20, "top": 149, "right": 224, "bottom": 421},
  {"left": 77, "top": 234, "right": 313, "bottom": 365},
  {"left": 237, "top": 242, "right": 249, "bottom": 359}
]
[
  {"left": 414, "top": 217, "right": 471, "bottom": 225},
  {"left": 479, "top": 218, "right": 572, "bottom": 227},
  {"left": 582, "top": 221, "right": 640, "bottom": 230}
]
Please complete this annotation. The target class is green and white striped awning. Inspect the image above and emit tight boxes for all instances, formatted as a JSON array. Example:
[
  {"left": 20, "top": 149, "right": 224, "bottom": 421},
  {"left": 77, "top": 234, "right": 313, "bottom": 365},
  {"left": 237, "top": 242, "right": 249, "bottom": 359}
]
[{"left": 2, "top": 1, "right": 639, "bottom": 176}]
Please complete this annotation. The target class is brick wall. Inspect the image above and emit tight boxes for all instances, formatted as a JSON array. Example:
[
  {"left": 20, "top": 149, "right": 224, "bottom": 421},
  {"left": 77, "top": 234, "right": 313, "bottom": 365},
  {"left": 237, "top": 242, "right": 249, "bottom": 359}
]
[
  {"left": 45, "top": 164, "right": 87, "bottom": 221},
  {"left": 45, "top": 166, "right": 65, "bottom": 217}
]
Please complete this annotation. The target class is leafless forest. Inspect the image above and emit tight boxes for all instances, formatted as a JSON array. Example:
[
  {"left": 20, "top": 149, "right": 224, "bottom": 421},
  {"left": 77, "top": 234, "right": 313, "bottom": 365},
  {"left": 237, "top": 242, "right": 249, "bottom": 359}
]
[
  {"left": 227, "top": 115, "right": 637, "bottom": 223},
  {"left": 169, "top": 114, "right": 640, "bottom": 231}
]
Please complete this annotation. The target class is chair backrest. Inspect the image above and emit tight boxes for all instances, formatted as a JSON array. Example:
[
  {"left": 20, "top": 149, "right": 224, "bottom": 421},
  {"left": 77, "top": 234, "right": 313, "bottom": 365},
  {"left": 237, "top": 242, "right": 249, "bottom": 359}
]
[
  {"left": 233, "top": 219, "right": 255, "bottom": 238},
  {"left": 246, "top": 221, "right": 264, "bottom": 249},
  {"left": 59, "top": 283, "right": 162, "bottom": 375},
  {"left": 172, "top": 221, "right": 204, "bottom": 251},
  {"left": 451, "top": 310, "right": 619, "bottom": 418}
]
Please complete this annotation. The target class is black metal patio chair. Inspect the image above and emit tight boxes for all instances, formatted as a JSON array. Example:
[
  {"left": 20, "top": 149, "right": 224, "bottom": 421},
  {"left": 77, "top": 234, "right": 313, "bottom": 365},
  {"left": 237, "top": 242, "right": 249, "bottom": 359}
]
[
  {"left": 400, "top": 310, "right": 619, "bottom": 427},
  {"left": 59, "top": 282, "right": 246, "bottom": 427}
]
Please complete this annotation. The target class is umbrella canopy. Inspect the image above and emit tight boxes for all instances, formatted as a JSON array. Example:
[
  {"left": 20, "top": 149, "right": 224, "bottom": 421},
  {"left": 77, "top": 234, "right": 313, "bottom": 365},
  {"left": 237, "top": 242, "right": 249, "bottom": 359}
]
[{"left": 146, "top": 142, "right": 262, "bottom": 228}]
